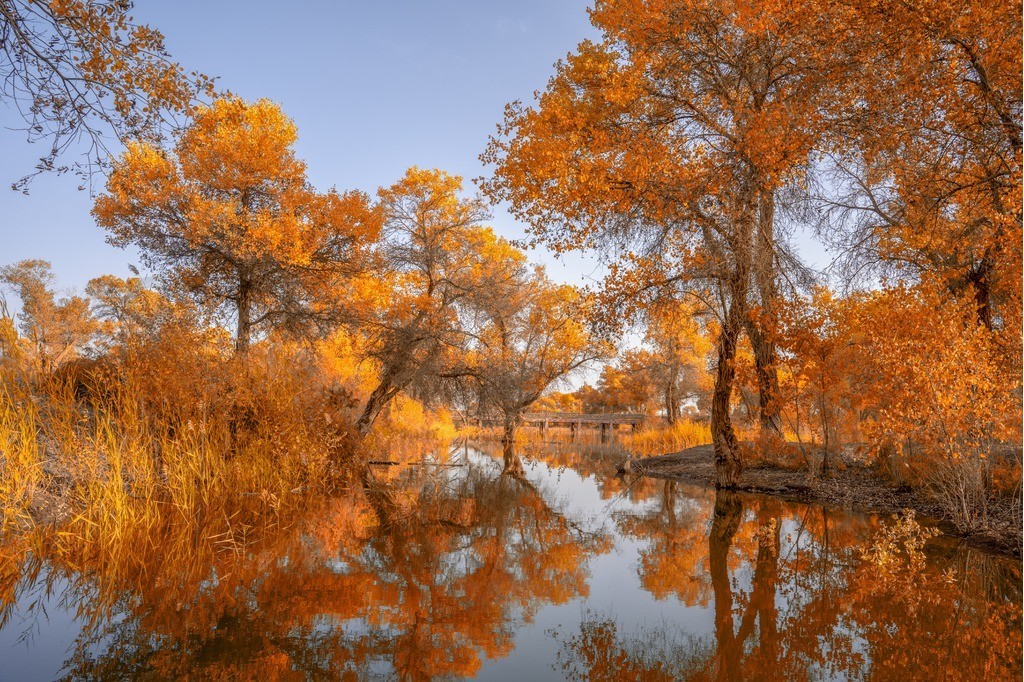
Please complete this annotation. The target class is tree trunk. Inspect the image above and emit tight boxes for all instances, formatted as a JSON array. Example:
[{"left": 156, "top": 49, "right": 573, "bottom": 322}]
[
  {"left": 501, "top": 415, "right": 525, "bottom": 477},
  {"left": 748, "top": 188, "right": 783, "bottom": 436},
  {"left": 236, "top": 275, "right": 252, "bottom": 355},
  {"left": 710, "top": 489, "right": 743, "bottom": 681},
  {"left": 711, "top": 304, "right": 743, "bottom": 488},
  {"left": 745, "top": 320, "right": 782, "bottom": 435},
  {"left": 966, "top": 255, "right": 993, "bottom": 330},
  {"left": 819, "top": 382, "right": 832, "bottom": 476},
  {"left": 356, "top": 379, "right": 398, "bottom": 436},
  {"left": 664, "top": 381, "right": 677, "bottom": 425}
]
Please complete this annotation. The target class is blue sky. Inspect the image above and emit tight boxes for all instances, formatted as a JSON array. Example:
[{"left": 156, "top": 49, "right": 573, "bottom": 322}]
[{"left": 0, "top": 1, "right": 604, "bottom": 293}]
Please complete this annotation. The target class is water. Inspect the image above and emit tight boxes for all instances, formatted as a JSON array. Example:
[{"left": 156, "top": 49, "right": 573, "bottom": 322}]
[{"left": 1, "top": 441, "right": 1020, "bottom": 680}]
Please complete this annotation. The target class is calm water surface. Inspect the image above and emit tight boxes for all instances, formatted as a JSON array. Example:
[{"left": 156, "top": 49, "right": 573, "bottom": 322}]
[{"left": 1, "top": 441, "right": 1021, "bottom": 680}]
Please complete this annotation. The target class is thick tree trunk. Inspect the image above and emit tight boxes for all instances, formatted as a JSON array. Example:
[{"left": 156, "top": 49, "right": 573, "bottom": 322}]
[
  {"left": 748, "top": 189, "right": 783, "bottom": 436},
  {"left": 710, "top": 490, "right": 743, "bottom": 681},
  {"left": 501, "top": 415, "right": 525, "bottom": 477},
  {"left": 745, "top": 321, "right": 782, "bottom": 435},
  {"left": 711, "top": 305, "right": 743, "bottom": 488}
]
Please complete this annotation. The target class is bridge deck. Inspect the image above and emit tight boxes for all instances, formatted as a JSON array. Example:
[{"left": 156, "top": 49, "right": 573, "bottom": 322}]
[
  {"left": 471, "top": 412, "right": 646, "bottom": 427},
  {"left": 521, "top": 411, "right": 646, "bottom": 424}
]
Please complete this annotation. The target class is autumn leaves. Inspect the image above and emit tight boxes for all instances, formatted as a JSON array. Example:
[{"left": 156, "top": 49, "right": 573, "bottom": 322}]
[
  {"left": 482, "top": 0, "right": 1022, "bottom": 491},
  {"left": 87, "top": 98, "right": 606, "bottom": 450},
  {"left": 94, "top": 99, "right": 381, "bottom": 354}
]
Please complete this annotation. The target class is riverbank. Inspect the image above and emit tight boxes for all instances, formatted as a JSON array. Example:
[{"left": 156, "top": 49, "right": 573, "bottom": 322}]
[{"left": 629, "top": 444, "right": 1023, "bottom": 559}]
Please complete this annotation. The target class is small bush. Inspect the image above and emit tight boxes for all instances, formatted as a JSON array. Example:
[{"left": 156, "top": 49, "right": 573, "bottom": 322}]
[{"left": 926, "top": 453, "right": 990, "bottom": 534}]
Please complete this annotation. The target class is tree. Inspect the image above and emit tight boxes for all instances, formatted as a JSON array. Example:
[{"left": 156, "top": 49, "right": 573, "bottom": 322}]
[
  {"left": 93, "top": 97, "right": 382, "bottom": 355},
  {"left": 817, "top": 0, "right": 1021, "bottom": 340},
  {"left": 0, "top": 0, "right": 214, "bottom": 188},
  {"left": 0, "top": 259, "right": 97, "bottom": 373},
  {"left": 775, "top": 289, "right": 863, "bottom": 472},
  {"left": 352, "top": 167, "right": 524, "bottom": 437},
  {"left": 85, "top": 274, "right": 183, "bottom": 351},
  {"left": 481, "top": 0, "right": 844, "bottom": 485},
  {"left": 595, "top": 363, "right": 651, "bottom": 413},
  {"left": 572, "top": 383, "right": 607, "bottom": 414},
  {"left": 637, "top": 301, "right": 711, "bottom": 423},
  {"left": 467, "top": 268, "right": 609, "bottom": 476}
]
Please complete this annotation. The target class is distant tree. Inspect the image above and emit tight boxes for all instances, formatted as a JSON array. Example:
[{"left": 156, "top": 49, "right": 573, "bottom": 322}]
[
  {"left": 776, "top": 289, "right": 861, "bottom": 471},
  {"left": 0, "top": 0, "right": 214, "bottom": 188},
  {"left": 534, "top": 391, "right": 580, "bottom": 413},
  {"left": 468, "top": 267, "right": 610, "bottom": 476},
  {"left": 93, "top": 98, "right": 382, "bottom": 354},
  {"left": 595, "top": 363, "right": 650, "bottom": 414},
  {"left": 572, "top": 384, "right": 606, "bottom": 414},
  {"left": 639, "top": 302, "right": 712, "bottom": 424},
  {"left": 353, "top": 167, "right": 524, "bottom": 437},
  {"left": 0, "top": 259, "right": 97, "bottom": 373},
  {"left": 85, "top": 274, "right": 195, "bottom": 351}
]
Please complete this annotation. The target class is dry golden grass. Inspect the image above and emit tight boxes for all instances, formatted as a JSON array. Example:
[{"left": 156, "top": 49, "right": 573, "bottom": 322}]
[
  {"left": 622, "top": 420, "right": 712, "bottom": 457},
  {"left": 0, "top": 382, "right": 43, "bottom": 533},
  {"left": 0, "top": 339, "right": 455, "bottom": 562}
]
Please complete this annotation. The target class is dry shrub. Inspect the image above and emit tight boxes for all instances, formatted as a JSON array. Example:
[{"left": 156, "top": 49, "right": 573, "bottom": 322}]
[
  {"left": 924, "top": 448, "right": 1021, "bottom": 537},
  {"left": 742, "top": 431, "right": 807, "bottom": 470},
  {"left": 623, "top": 419, "right": 711, "bottom": 457},
  {"left": 925, "top": 453, "right": 991, "bottom": 534}
]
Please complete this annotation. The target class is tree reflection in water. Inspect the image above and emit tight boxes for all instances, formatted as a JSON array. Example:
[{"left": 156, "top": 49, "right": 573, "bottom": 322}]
[
  {"left": 1, "top": 447, "right": 1020, "bottom": 680},
  {"left": 0, "top": 451, "right": 610, "bottom": 680},
  {"left": 560, "top": 483, "right": 1022, "bottom": 681}
]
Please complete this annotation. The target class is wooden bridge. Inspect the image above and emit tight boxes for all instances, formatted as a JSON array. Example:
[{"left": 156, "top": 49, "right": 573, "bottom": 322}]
[{"left": 474, "top": 411, "right": 647, "bottom": 441}]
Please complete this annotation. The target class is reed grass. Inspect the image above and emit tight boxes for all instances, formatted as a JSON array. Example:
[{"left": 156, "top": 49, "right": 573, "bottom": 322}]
[
  {"left": 0, "top": 340, "right": 456, "bottom": 569},
  {"left": 622, "top": 420, "right": 712, "bottom": 457}
]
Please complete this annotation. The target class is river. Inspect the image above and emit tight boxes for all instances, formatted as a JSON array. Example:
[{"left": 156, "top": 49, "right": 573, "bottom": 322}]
[{"left": 1, "top": 440, "right": 1020, "bottom": 680}]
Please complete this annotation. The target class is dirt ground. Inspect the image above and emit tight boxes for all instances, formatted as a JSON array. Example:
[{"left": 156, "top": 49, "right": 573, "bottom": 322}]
[{"left": 628, "top": 444, "right": 1022, "bottom": 559}]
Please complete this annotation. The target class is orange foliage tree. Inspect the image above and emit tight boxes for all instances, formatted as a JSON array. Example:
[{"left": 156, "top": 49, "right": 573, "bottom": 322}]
[
  {"left": 775, "top": 288, "right": 862, "bottom": 470},
  {"left": 85, "top": 274, "right": 192, "bottom": 353},
  {"left": 591, "top": 363, "right": 651, "bottom": 413},
  {"left": 94, "top": 97, "right": 382, "bottom": 355},
  {"left": 466, "top": 267, "right": 609, "bottom": 475},
  {"left": 481, "top": 0, "right": 852, "bottom": 486},
  {"left": 0, "top": 259, "right": 97, "bottom": 374},
  {"left": 352, "top": 167, "right": 524, "bottom": 437},
  {"left": 636, "top": 300, "right": 712, "bottom": 423}
]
